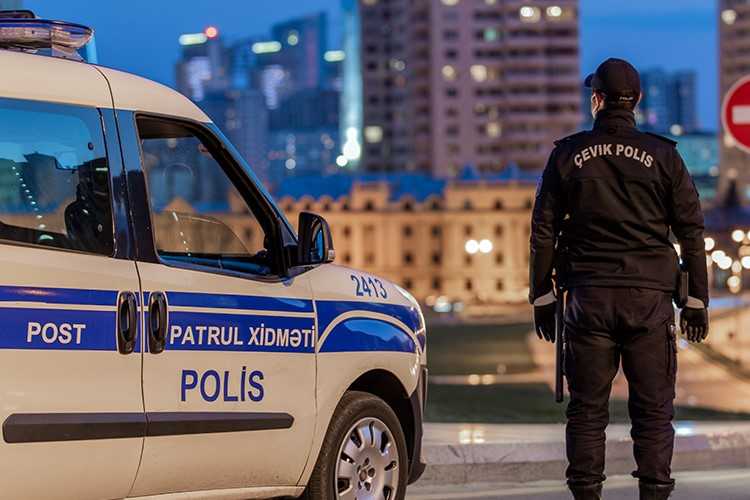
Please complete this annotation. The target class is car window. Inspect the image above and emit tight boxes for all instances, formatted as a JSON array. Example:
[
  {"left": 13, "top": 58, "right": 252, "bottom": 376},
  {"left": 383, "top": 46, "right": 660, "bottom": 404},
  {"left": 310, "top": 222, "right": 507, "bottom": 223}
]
[
  {"left": 137, "top": 116, "right": 272, "bottom": 276},
  {"left": 0, "top": 98, "right": 113, "bottom": 255}
]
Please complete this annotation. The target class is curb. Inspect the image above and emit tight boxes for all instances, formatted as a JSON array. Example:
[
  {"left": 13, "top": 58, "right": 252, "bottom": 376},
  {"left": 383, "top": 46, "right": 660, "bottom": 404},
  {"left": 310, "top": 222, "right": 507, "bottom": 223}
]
[{"left": 418, "top": 426, "right": 750, "bottom": 485}]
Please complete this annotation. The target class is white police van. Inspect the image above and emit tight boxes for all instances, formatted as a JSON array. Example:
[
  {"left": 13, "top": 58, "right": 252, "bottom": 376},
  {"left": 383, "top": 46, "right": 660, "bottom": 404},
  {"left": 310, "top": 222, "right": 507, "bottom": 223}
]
[{"left": 0, "top": 11, "right": 426, "bottom": 500}]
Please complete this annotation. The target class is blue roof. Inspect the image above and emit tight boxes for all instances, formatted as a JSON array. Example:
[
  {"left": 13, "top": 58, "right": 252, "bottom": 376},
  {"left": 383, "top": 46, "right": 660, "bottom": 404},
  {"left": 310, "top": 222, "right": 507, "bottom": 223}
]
[{"left": 273, "top": 167, "right": 538, "bottom": 202}]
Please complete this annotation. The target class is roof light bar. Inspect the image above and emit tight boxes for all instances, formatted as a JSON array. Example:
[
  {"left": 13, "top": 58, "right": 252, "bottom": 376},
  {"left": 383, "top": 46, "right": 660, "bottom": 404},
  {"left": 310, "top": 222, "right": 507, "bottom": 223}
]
[{"left": 0, "top": 10, "right": 94, "bottom": 60}]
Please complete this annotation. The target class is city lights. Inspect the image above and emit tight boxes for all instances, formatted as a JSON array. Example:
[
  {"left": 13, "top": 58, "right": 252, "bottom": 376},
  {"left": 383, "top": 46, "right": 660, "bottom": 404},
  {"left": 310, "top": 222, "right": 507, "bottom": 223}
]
[
  {"left": 483, "top": 28, "right": 499, "bottom": 42},
  {"left": 546, "top": 6, "right": 563, "bottom": 18},
  {"left": 251, "top": 41, "right": 282, "bottom": 54},
  {"left": 742, "top": 256, "right": 750, "bottom": 269},
  {"left": 178, "top": 33, "right": 207, "bottom": 46},
  {"left": 441, "top": 0, "right": 460, "bottom": 5},
  {"left": 204, "top": 26, "right": 219, "bottom": 39},
  {"left": 728, "top": 275, "right": 742, "bottom": 293},
  {"left": 465, "top": 239, "right": 480, "bottom": 255},
  {"left": 287, "top": 30, "right": 299, "bottom": 46},
  {"left": 470, "top": 64, "right": 488, "bottom": 82},
  {"left": 342, "top": 127, "right": 361, "bottom": 161},
  {"left": 722, "top": 9, "right": 738, "bottom": 25},
  {"left": 364, "top": 125, "right": 383, "bottom": 143},
  {"left": 442, "top": 64, "right": 457, "bottom": 81},
  {"left": 465, "top": 239, "right": 493, "bottom": 255},
  {"left": 732, "top": 229, "right": 745, "bottom": 242},
  {"left": 324, "top": 50, "right": 345, "bottom": 62},
  {"left": 335, "top": 155, "right": 348, "bottom": 167},
  {"left": 705, "top": 237, "right": 715, "bottom": 251},
  {"left": 519, "top": 6, "right": 541, "bottom": 22}
]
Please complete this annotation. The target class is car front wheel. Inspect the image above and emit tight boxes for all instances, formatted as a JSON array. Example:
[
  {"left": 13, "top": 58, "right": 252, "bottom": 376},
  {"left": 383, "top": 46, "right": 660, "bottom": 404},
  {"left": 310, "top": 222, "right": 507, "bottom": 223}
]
[{"left": 303, "top": 390, "right": 408, "bottom": 500}]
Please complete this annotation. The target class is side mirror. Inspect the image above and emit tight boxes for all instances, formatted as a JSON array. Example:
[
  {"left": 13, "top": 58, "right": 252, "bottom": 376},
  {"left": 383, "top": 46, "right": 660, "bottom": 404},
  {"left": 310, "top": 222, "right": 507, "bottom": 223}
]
[{"left": 297, "top": 211, "right": 335, "bottom": 265}]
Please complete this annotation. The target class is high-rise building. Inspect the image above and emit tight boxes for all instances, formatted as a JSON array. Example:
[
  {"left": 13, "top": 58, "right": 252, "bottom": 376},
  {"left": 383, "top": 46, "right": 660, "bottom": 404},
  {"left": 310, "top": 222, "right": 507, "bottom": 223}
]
[
  {"left": 175, "top": 27, "right": 228, "bottom": 102},
  {"left": 348, "top": 0, "right": 580, "bottom": 176},
  {"left": 720, "top": 2, "right": 750, "bottom": 199},
  {"left": 0, "top": 0, "right": 22, "bottom": 10},
  {"left": 268, "top": 88, "right": 340, "bottom": 185},
  {"left": 638, "top": 69, "right": 698, "bottom": 135}
]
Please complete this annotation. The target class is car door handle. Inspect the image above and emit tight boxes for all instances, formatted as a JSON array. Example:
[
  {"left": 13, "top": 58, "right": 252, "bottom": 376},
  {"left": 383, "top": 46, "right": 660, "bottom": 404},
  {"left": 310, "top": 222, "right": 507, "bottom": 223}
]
[
  {"left": 148, "top": 291, "right": 168, "bottom": 354},
  {"left": 117, "top": 291, "right": 138, "bottom": 355}
]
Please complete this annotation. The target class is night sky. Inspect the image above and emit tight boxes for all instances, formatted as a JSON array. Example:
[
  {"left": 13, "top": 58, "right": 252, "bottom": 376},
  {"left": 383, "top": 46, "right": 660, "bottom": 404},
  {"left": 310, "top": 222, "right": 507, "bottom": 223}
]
[{"left": 25, "top": 0, "right": 717, "bottom": 130}]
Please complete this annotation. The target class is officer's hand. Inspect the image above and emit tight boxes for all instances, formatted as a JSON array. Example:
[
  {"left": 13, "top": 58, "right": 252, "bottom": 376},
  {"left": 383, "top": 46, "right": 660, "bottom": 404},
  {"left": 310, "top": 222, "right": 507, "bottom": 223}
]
[
  {"left": 680, "top": 307, "right": 708, "bottom": 343},
  {"left": 534, "top": 302, "right": 556, "bottom": 343}
]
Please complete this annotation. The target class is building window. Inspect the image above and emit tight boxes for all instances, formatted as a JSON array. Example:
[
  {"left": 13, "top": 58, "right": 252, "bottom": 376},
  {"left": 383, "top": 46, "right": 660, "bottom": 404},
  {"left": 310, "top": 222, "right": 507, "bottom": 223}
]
[
  {"left": 404, "top": 278, "right": 413, "bottom": 289},
  {"left": 471, "top": 64, "right": 488, "bottom": 82},
  {"left": 464, "top": 225, "right": 473, "bottom": 236},
  {"left": 432, "top": 253, "right": 442, "bottom": 265},
  {"left": 344, "top": 253, "right": 352, "bottom": 264},
  {"left": 343, "top": 226, "right": 352, "bottom": 238},
  {"left": 496, "top": 279, "right": 504, "bottom": 291},
  {"left": 464, "top": 255, "right": 473, "bottom": 265},
  {"left": 244, "top": 228, "right": 253, "bottom": 241},
  {"left": 495, "top": 253, "right": 504, "bottom": 265},
  {"left": 463, "top": 199, "right": 473, "bottom": 210},
  {"left": 430, "top": 200, "right": 442, "bottom": 211},
  {"left": 404, "top": 252, "right": 413, "bottom": 264},
  {"left": 442, "top": 65, "right": 457, "bottom": 81},
  {"left": 431, "top": 225, "right": 442, "bottom": 237},
  {"left": 519, "top": 6, "right": 541, "bottom": 22},
  {"left": 403, "top": 201, "right": 414, "bottom": 211},
  {"left": 446, "top": 88, "right": 458, "bottom": 98},
  {"left": 366, "top": 253, "right": 375, "bottom": 265},
  {"left": 364, "top": 201, "right": 375, "bottom": 211},
  {"left": 494, "top": 200, "right": 504, "bottom": 211},
  {"left": 403, "top": 225, "right": 413, "bottom": 237},
  {"left": 465, "top": 279, "right": 473, "bottom": 291},
  {"left": 432, "top": 277, "right": 442, "bottom": 291},
  {"left": 494, "top": 224, "right": 504, "bottom": 236}
]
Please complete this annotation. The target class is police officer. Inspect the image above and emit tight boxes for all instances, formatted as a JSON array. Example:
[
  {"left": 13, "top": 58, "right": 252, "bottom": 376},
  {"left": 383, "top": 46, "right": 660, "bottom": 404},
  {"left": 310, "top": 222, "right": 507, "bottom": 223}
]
[{"left": 529, "top": 58, "right": 709, "bottom": 500}]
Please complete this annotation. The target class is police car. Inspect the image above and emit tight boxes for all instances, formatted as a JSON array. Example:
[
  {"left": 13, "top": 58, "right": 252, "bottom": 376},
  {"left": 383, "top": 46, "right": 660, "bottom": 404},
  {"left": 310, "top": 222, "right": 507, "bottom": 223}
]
[{"left": 0, "top": 11, "right": 426, "bottom": 500}]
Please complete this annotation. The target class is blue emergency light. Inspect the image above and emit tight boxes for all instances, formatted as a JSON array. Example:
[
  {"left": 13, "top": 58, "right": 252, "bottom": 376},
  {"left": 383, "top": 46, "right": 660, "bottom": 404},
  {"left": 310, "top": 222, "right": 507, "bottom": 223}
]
[{"left": 0, "top": 9, "right": 94, "bottom": 61}]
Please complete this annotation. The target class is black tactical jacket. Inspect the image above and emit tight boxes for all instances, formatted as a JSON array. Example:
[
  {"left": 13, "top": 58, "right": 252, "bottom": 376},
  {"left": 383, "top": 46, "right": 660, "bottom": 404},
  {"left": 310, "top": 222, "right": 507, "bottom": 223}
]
[{"left": 529, "top": 108, "right": 709, "bottom": 306}]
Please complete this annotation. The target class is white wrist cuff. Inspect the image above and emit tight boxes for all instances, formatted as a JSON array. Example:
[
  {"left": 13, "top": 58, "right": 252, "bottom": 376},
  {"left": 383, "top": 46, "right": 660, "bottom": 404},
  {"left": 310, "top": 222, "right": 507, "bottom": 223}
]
[{"left": 534, "top": 290, "right": 556, "bottom": 306}]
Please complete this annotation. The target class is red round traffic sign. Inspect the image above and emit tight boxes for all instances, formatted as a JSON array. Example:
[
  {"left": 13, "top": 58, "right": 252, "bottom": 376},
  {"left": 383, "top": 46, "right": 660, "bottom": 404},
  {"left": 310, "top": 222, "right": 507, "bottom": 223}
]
[{"left": 722, "top": 75, "right": 750, "bottom": 153}]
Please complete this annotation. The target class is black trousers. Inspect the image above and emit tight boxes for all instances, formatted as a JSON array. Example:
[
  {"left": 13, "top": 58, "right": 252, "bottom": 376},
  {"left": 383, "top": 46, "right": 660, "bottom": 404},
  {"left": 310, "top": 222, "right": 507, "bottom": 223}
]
[{"left": 564, "top": 286, "right": 677, "bottom": 486}]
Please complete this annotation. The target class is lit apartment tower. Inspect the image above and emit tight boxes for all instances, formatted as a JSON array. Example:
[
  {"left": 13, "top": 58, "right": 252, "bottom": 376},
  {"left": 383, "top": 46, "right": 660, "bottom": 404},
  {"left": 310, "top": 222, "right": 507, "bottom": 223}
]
[
  {"left": 352, "top": 0, "right": 580, "bottom": 176},
  {"left": 270, "top": 13, "right": 328, "bottom": 93},
  {"left": 175, "top": 27, "right": 228, "bottom": 102},
  {"left": 719, "top": 2, "right": 750, "bottom": 198},
  {"left": 639, "top": 69, "right": 698, "bottom": 134},
  {"left": 0, "top": 0, "right": 22, "bottom": 9}
]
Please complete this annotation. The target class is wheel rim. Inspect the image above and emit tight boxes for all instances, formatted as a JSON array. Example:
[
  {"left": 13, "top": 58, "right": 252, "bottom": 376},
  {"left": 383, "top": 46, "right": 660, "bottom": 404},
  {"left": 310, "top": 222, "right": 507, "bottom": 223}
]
[{"left": 335, "top": 417, "right": 400, "bottom": 500}]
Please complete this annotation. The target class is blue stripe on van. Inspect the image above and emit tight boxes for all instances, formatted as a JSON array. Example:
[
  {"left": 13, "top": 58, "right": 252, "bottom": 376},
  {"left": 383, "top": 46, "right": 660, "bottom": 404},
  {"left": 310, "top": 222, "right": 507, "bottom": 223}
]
[
  {"left": 0, "top": 308, "right": 118, "bottom": 350},
  {"left": 165, "top": 311, "right": 315, "bottom": 353},
  {"left": 319, "top": 318, "right": 416, "bottom": 354},
  {"left": 166, "top": 291, "right": 313, "bottom": 313},
  {"left": 315, "top": 300, "right": 420, "bottom": 339},
  {"left": 0, "top": 286, "right": 117, "bottom": 307}
]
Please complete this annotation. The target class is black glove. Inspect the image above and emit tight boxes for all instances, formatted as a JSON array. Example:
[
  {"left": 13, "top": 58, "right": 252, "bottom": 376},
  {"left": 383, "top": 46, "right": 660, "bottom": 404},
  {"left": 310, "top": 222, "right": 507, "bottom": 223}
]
[
  {"left": 534, "top": 302, "right": 556, "bottom": 343},
  {"left": 680, "top": 307, "right": 708, "bottom": 343}
]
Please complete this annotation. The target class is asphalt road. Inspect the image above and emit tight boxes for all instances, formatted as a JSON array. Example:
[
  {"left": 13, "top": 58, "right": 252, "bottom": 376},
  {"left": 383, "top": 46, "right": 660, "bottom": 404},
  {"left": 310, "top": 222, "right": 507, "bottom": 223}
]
[{"left": 407, "top": 469, "right": 750, "bottom": 500}]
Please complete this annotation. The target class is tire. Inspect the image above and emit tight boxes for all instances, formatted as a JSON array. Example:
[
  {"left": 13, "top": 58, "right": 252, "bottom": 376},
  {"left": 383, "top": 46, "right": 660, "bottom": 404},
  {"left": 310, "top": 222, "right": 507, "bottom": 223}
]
[{"left": 302, "top": 390, "right": 409, "bottom": 500}]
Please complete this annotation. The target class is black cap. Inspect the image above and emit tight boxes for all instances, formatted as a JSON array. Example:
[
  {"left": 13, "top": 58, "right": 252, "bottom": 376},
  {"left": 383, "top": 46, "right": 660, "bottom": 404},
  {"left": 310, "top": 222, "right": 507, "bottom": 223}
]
[{"left": 584, "top": 58, "right": 641, "bottom": 104}]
